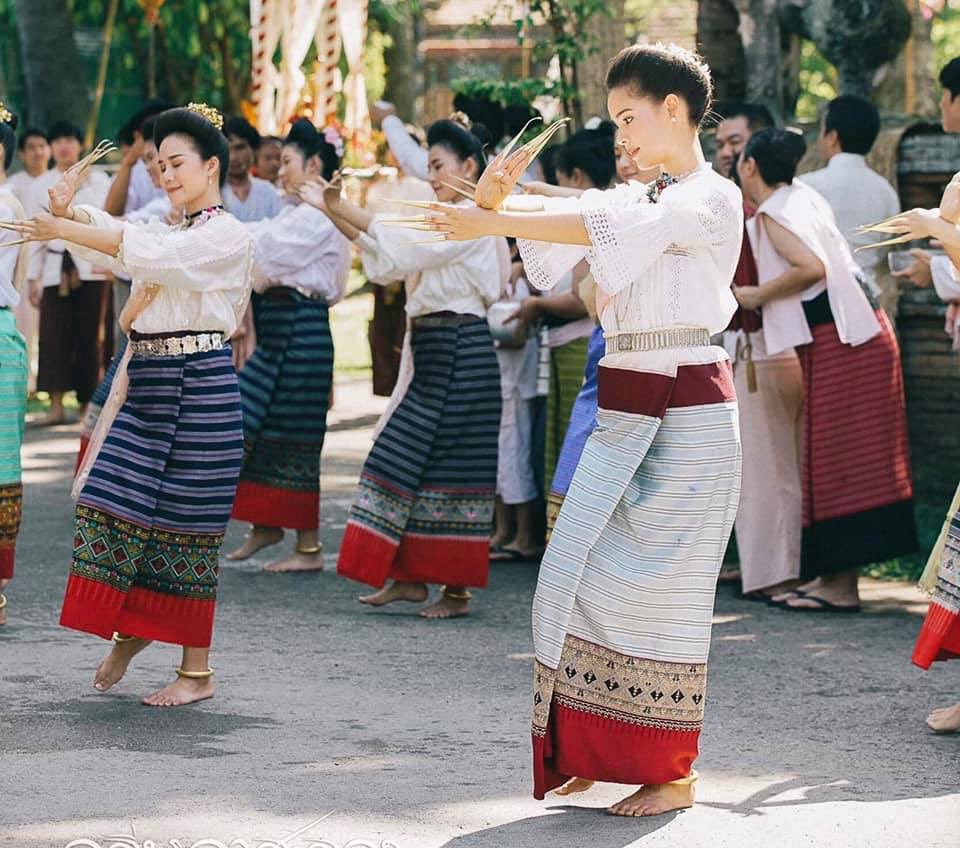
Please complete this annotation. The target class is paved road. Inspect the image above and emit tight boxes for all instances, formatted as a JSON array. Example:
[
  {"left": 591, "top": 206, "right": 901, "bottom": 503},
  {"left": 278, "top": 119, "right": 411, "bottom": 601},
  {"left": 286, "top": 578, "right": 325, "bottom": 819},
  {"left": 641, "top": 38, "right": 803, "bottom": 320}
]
[{"left": 2, "top": 382, "right": 958, "bottom": 848}]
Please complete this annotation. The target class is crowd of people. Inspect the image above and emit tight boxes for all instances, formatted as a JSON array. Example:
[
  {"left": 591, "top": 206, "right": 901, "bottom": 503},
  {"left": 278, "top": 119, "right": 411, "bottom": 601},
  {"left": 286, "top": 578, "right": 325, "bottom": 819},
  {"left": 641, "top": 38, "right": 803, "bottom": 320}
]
[{"left": 0, "top": 40, "right": 956, "bottom": 819}]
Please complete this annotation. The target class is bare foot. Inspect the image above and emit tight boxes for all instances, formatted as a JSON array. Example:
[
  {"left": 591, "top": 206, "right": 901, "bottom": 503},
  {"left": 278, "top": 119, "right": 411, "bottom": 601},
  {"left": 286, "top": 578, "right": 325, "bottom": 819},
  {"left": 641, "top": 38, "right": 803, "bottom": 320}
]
[
  {"left": 225, "top": 526, "right": 284, "bottom": 561},
  {"left": 608, "top": 781, "right": 695, "bottom": 817},
  {"left": 142, "top": 674, "right": 215, "bottom": 707},
  {"left": 93, "top": 637, "right": 152, "bottom": 692},
  {"left": 419, "top": 594, "right": 469, "bottom": 619},
  {"left": 0, "top": 580, "right": 7, "bottom": 625},
  {"left": 359, "top": 581, "right": 428, "bottom": 606},
  {"left": 263, "top": 550, "right": 325, "bottom": 573},
  {"left": 926, "top": 702, "right": 960, "bottom": 733},
  {"left": 554, "top": 777, "right": 595, "bottom": 796}
]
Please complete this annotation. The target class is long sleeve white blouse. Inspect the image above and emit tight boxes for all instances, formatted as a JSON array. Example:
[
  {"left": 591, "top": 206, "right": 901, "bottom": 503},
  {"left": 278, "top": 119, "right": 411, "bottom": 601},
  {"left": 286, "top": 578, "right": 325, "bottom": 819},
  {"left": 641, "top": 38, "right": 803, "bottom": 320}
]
[
  {"left": 357, "top": 205, "right": 505, "bottom": 317},
  {"left": 69, "top": 205, "right": 254, "bottom": 336},
  {"left": 518, "top": 163, "right": 743, "bottom": 371},
  {"left": 247, "top": 203, "right": 351, "bottom": 305}
]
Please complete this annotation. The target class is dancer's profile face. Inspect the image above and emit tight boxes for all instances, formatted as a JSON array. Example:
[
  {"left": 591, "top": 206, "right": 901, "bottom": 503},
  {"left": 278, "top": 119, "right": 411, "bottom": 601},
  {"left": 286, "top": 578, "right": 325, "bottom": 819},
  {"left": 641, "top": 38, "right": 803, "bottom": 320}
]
[
  {"left": 608, "top": 86, "right": 682, "bottom": 170},
  {"left": 427, "top": 143, "right": 476, "bottom": 203},
  {"left": 278, "top": 145, "right": 318, "bottom": 196},
  {"left": 158, "top": 134, "right": 219, "bottom": 207}
]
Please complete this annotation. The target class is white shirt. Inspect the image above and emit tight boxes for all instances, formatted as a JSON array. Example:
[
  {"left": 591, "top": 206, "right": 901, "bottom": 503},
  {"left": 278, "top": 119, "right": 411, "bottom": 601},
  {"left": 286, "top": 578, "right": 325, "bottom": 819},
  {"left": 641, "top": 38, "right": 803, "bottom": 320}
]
[
  {"left": 25, "top": 167, "right": 111, "bottom": 286},
  {"left": 357, "top": 205, "right": 504, "bottom": 318},
  {"left": 382, "top": 116, "right": 429, "bottom": 182},
  {"left": 223, "top": 176, "right": 283, "bottom": 223},
  {"left": 0, "top": 193, "right": 23, "bottom": 307},
  {"left": 127, "top": 194, "right": 173, "bottom": 225},
  {"left": 71, "top": 205, "right": 253, "bottom": 336},
  {"left": 930, "top": 254, "right": 960, "bottom": 302},
  {"left": 247, "top": 203, "right": 351, "bottom": 304},
  {"left": 519, "top": 163, "right": 743, "bottom": 374},
  {"left": 123, "top": 159, "right": 165, "bottom": 214},
  {"left": 6, "top": 169, "right": 47, "bottom": 203}
]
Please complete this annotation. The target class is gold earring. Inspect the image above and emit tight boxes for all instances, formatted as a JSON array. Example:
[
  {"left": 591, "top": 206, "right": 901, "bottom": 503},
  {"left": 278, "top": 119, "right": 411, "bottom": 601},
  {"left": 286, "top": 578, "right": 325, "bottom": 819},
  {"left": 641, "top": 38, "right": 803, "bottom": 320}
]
[{"left": 671, "top": 115, "right": 678, "bottom": 124}]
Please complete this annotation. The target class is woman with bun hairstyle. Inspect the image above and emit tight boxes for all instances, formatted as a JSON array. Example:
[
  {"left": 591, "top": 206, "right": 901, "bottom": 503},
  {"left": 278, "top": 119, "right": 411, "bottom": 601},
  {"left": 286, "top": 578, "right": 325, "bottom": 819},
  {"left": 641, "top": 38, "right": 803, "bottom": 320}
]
[
  {"left": 400, "top": 43, "right": 744, "bottom": 815},
  {"left": 10, "top": 105, "right": 253, "bottom": 706},
  {"left": 301, "top": 115, "right": 506, "bottom": 619},
  {"left": 226, "top": 119, "right": 351, "bottom": 571},
  {"left": 0, "top": 104, "right": 29, "bottom": 626},
  {"left": 735, "top": 128, "right": 916, "bottom": 611}
]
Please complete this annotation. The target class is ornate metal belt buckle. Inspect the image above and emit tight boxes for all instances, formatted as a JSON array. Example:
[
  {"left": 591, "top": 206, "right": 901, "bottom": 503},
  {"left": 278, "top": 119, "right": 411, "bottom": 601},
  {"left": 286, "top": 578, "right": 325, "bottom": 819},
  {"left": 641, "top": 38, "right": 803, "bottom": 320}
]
[{"left": 617, "top": 334, "right": 633, "bottom": 352}]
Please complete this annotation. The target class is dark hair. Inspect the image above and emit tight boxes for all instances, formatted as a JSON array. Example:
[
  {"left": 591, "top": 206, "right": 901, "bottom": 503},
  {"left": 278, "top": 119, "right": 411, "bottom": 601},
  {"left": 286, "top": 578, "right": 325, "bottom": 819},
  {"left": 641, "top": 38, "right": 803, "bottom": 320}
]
[
  {"left": 715, "top": 101, "right": 775, "bottom": 132},
  {"left": 140, "top": 115, "right": 160, "bottom": 147},
  {"left": 452, "top": 94, "right": 505, "bottom": 146},
  {"left": 284, "top": 118, "right": 341, "bottom": 181},
  {"left": 742, "top": 127, "right": 807, "bottom": 186},
  {"left": 606, "top": 43, "right": 714, "bottom": 127},
  {"left": 47, "top": 120, "right": 83, "bottom": 144},
  {"left": 260, "top": 135, "right": 283, "bottom": 147},
  {"left": 504, "top": 102, "right": 542, "bottom": 138},
  {"left": 117, "top": 99, "right": 175, "bottom": 145},
  {"left": 940, "top": 57, "right": 960, "bottom": 100},
  {"left": 426, "top": 118, "right": 488, "bottom": 179},
  {"left": 223, "top": 115, "right": 262, "bottom": 151},
  {"left": 153, "top": 107, "right": 230, "bottom": 188},
  {"left": 556, "top": 121, "right": 616, "bottom": 188},
  {"left": 17, "top": 126, "right": 46, "bottom": 151},
  {"left": 0, "top": 110, "right": 18, "bottom": 171},
  {"left": 539, "top": 144, "right": 562, "bottom": 185},
  {"left": 823, "top": 95, "right": 880, "bottom": 155}
]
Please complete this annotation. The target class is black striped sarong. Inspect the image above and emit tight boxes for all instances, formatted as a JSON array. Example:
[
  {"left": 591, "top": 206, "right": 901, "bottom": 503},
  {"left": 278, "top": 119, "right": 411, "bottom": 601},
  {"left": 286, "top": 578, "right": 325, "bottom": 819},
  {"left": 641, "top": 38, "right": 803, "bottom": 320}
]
[
  {"left": 231, "top": 292, "right": 333, "bottom": 530},
  {"left": 60, "top": 347, "right": 243, "bottom": 648},
  {"left": 337, "top": 316, "right": 501, "bottom": 588}
]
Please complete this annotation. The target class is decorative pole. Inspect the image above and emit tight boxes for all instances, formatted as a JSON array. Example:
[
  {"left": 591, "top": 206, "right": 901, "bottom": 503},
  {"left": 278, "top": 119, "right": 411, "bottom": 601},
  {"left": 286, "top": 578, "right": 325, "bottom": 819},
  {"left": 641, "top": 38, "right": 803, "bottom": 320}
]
[
  {"left": 314, "top": 0, "right": 341, "bottom": 127},
  {"left": 86, "top": 0, "right": 121, "bottom": 149},
  {"left": 137, "top": 0, "right": 167, "bottom": 98}
]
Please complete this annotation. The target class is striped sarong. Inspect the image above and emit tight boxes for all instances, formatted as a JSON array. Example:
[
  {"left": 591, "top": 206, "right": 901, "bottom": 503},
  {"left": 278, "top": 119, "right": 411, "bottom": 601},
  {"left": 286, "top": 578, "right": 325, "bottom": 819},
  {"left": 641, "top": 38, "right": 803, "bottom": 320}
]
[
  {"left": 0, "top": 309, "right": 27, "bottom": 579},
  {"left": 337, "top": 317, "right": 501, "bottom": 588},
  {"left": 798, "top": 293, "right": 916, "bottom": 578},
  {"left": 231, "top": 293, "right": 333, "bottom": 530},
  {"left": 76, "top": 337, "right": 127, "bottom": 473},
  {"left": 913, "top": 482, "right": 960, "bottom": 668},
  {"left": 532, "top": 359, "right": 741, "bottom": 798},
  {"left": 60, "top": 347, "right": 243, "bottom": 648},
  {"left": 546, "top": 326, "right": 604, "bottom": 533},
  {"left": 544, "top": 336, "right": 589, "bottom": 493}
]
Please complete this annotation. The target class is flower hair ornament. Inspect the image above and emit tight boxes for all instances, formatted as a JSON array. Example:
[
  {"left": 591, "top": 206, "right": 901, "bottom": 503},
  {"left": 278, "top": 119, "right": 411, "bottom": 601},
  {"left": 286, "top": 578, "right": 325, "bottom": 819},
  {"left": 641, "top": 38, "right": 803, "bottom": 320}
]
[
  {"left": 323, "top": 125, "right": 345, "bottom": 158},
  {"left": 186, "top": 102, "right": 224, "bottom": 131},
  {"left": 0, "top": 101, "right": 14, "bottom": 127},
  {"left": 450, "top": 111, "right": 473, "bottom": 131}
]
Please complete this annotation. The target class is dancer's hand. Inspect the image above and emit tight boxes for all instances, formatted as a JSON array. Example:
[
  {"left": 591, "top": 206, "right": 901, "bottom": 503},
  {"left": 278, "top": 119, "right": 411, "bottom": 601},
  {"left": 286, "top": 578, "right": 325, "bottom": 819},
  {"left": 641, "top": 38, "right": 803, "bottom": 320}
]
[
  {"left": 299, "top": 178, "right": 341, "bottom": 213},
  {"left": 5, "top": 212, "right": 62, "bottom": 243},
  {"left": 47, "top": 172, "right": 83, "bottom": 218},
  {"left": 403, "top": 202, "right": 499, "bottom": 242},
  {"left": 880, "top": 208, "right": 943, "bottom": 241},
  {"left": 505, "top": 295, "right": 542, "bottom": 326},
  {"left": 891, "top": 248, "right": 933, "bottom": 287}
]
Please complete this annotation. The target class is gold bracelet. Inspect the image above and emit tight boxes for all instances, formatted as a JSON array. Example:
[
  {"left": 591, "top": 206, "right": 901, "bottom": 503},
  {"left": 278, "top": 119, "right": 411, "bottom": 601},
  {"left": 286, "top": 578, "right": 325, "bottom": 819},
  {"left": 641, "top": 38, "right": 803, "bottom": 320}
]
[
  {"left": 112, "top": 632, "right": 136, "bottom": 643},
  {"left": 296, "top": 545, "right": 322, "bottom": 555},
  {"left": 175, "top": 667, "right": 214, "bottom": 680},
  {"left": 441, "top": 586, "right": 472, "bottom": 601},
  {"left": 0, "top": 593, "right": 7, "bottom": 610}
]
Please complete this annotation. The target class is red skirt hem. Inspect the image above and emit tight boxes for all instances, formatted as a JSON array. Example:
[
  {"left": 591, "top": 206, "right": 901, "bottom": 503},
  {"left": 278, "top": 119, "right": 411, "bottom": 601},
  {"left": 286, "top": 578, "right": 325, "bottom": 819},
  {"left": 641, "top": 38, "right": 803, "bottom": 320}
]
[
  {"left": 59, "top": 572, "right": 215, "bottom": 648},
  {"left": 912, "top": 603, "right": 960, "bottom": 669},
  {"left": 533, "top": 699, "right": 700, "bottom": 799},
  {"left": 0, "top": 546, "right": 14, "bottom": 579},
  {"left": 337, "top": 522, "right": 489, "bottom": 588},
  {"left": 231, "top": 479, "right": 319, "bottom": 530},
  {"left": 75, "top": 433, "right": 90, "bottom": 476}
]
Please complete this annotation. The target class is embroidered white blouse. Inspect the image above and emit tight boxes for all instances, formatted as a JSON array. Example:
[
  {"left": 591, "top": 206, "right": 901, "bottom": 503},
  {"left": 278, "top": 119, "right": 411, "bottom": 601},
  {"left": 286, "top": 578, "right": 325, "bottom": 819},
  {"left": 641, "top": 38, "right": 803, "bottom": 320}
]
[
  {"left": 357, "top": 204, "right": 505, "bottom": 317},
  {"left": 247, "top": 203, "right": 351, "bottom": 305},
  {"left": 69, "top": 204, "right": 254, "bottom": 336},
  {"left": 518, "top": 163, "right": 743, "bottom": 373}
]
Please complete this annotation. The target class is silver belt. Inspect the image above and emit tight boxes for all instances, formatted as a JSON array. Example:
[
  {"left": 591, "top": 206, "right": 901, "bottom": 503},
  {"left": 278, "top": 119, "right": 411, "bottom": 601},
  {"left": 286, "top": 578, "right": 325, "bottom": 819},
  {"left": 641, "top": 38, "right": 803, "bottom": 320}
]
[
  {"left": 129, "top": 332, "right": 227, "bottom": 358},
  {"left": 605, "top": 326, "right": 711, "bottom": 355}
]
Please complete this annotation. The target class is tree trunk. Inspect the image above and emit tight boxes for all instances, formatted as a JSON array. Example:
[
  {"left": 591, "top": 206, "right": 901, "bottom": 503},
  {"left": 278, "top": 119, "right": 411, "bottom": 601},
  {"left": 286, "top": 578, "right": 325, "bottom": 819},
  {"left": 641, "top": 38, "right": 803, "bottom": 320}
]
[
  {"left": 733, "top": 0, "right": 784, "bottom": 122},
  {"left": 873, "top": 2, "right": 936, "bottom": 118},
  {"left": 578, "top": 1, "right": 626, "bottom": 123},
  {"left": 383, "top": 4, "right": 418, "bottom": 122},
  {"left": 12, "top": 0, "right": 88, "bottom": 129},
  {"left": 696, "top": 0, "right": 746, "bottom": 106}
]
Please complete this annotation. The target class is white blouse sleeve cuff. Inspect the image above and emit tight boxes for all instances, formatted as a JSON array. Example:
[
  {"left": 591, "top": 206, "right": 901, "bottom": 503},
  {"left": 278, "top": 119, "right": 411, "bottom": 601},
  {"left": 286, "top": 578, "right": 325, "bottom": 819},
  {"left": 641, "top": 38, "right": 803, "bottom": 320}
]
[
  {"left": 931, "top": 254, "right": 960, "bottom": 301},
  {"left": 517, "top": 238, "right": 588, "bottom": 292}
]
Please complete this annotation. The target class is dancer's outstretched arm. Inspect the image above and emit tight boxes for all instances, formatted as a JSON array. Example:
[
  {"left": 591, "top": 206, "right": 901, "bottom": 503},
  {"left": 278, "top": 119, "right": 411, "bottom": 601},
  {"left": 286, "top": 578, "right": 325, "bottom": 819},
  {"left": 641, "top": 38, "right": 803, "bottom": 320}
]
[{"left": 416, "top": 202, "right": 591, "bottom": 246}]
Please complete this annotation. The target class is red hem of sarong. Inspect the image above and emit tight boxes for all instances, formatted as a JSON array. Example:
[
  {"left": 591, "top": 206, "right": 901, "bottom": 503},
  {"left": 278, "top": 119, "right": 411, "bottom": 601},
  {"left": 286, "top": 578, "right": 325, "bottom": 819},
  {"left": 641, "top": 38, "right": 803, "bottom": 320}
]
[
  {"left": 0, "top": 546, "right": 14, "bottom": 579},
  {"left": 59, "top": 572, "right": 215, "bottom": 648},
  {"left": 912, "top": 603, "right": 960, "bottom": 669},
  {"left": 532, "top": 699, "right": 699, "bottom": 799},
  {"left": 75, "top": 434, "right": 90, "bottom": 475},
  {"left": 231, "top": 479, "right": 319, "bottom": 530},
  {"left": 336, "top": 522, "right": 489, "bottom": 588}
]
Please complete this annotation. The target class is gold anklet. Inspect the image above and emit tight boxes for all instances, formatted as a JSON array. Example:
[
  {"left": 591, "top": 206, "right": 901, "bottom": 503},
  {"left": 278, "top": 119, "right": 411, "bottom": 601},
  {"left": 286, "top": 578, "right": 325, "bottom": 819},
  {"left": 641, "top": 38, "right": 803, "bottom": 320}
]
[
  {"left": 175, "top": 667, "right": 214, "bottom": 680},
  {"left": 0, "top": 593, "right": 7, "bottom": 610},
  {"left": 441, "top": 586, "right": 472, "bottom": 601},
  {"left": 665, "top": 769, "right": 699, "bottom": 786},
  {"left": 296, "top": 544, "right": 322, "bottom": 555},
  {"left": 112, "top": 632, "right": 136, "bottom": 643}
]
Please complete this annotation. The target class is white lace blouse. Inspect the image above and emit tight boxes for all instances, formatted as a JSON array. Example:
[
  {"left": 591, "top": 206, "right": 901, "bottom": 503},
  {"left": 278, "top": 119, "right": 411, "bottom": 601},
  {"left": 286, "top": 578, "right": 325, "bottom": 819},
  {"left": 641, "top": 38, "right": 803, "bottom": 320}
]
[
  {"left": 519, "top": 163, "right": 743, "bottom": 373},
  {"left": 70, "top": 204, "right": 254, "bottom": 336}
]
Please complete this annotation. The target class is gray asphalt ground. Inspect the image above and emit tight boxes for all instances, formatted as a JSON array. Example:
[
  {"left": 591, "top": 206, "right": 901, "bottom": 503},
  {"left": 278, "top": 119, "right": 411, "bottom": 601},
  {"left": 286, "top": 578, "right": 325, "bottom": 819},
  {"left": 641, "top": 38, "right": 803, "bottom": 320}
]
[{"left": 2, "top": 380, "right": 958, "bottom": 848}]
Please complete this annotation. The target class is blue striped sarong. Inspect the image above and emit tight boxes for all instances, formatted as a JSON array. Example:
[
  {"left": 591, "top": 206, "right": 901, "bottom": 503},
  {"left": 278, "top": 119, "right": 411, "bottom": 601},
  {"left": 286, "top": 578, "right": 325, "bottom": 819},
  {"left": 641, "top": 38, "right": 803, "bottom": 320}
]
[
  {"left": 337, "top": 317, "right": 501, "bottom": 588},
  {"left": 76, "top": 336, "right": 127, "bottom": 472},
  {"left": 0, "top": 308, "right": 26, "bottom": 579},
  {"left": 60, "top": 347, "right": 243, "bottom": 647},
  {"left": 231, "top": 293, "right": 333, "bottom": 530},
  {"left": 546, "top": 325, "right": 604, "bottom": 533}
]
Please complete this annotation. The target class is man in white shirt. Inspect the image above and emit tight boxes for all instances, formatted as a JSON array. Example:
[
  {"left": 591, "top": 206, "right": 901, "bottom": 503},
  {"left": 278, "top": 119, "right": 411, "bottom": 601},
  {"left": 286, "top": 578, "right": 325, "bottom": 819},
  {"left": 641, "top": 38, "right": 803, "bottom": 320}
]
[
  {"left": 798, "top": 95, "right": 900, "bottom": 313},
  {"left": 222, "top": 116, "right": 282, "bottom": 223},
  {"left": 25, "top": 122, "right": 111, "bottom": 424}
]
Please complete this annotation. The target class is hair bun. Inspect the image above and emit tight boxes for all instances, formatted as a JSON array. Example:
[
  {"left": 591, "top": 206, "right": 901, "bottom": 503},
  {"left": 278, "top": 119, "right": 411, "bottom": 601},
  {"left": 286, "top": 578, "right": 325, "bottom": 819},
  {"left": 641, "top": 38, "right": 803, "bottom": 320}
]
[
  {"left": 287, "top": 117, "right": 320, "bottom": 145},
  {"left": 781, "top": 128, "right": 807, "bottom": 168}
]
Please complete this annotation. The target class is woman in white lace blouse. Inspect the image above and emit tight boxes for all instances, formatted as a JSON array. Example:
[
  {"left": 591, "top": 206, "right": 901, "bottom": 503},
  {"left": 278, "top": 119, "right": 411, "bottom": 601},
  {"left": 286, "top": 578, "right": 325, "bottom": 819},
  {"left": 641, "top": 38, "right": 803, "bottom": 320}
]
[
  {"left": 405, "top": 44, "right": 744, "bottom": 818},
  {"left": 10, "top": 106, "right": 253, "bottom": 709}
]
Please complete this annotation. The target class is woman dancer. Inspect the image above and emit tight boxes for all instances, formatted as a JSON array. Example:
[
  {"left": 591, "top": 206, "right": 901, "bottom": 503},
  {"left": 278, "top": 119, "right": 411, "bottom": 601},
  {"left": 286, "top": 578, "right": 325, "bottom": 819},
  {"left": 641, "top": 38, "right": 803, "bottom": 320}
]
[
  {"left": 9, "top": 105, "right": 252, "bottom": 705},
  {"left": 398, "top": 44, "right": 744, "bottom": 815},
  {"left": 226, "top": 119, "right": 350, "bottom": 571},
  {"left": 302, "top": 116, "right": 505, "bottom": 619}
]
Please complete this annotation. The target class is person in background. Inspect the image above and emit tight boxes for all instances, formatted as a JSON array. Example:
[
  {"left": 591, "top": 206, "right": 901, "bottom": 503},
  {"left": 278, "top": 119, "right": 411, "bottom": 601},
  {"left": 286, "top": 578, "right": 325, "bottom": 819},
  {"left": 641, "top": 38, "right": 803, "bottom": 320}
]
[
  {"left": 798, "top": 95, "right": 900, "bottom": 314},
  {"left": 24, "top": 121, "right": 111, "bottom": 425},
  {"left": 222, "top": 116, "right": 282, "bottom": 223},
  {"left": 255, "top": 135, "right": 283, "bottom": 186},
  {"left": 713, "top": 102, "right": 775, "bottom": 179}
]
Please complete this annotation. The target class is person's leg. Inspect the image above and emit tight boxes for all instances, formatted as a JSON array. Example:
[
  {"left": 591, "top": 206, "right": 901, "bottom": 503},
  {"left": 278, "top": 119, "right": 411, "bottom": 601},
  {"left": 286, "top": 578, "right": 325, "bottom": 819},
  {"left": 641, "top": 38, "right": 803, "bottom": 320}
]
[
  {"left": 263, "top": 528, "right": 325, "bottom": 572},
  {"left": 786, "top": 568, "right": 860, "bottom": 609},
  {"left": 142, "top": 645, "right": 215, "bottom": 706},
  {"left": 926, "top": 701, "right": 960, "bottom": 732},
  {"left": 491, "top": 498, "right": 515, "bottom": 548},
  {"left": 226, "top": 524, "right": 284, "bottom": 560},
  {"left": 93, "top": 634, "right": 153, "bottom": 691}
]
